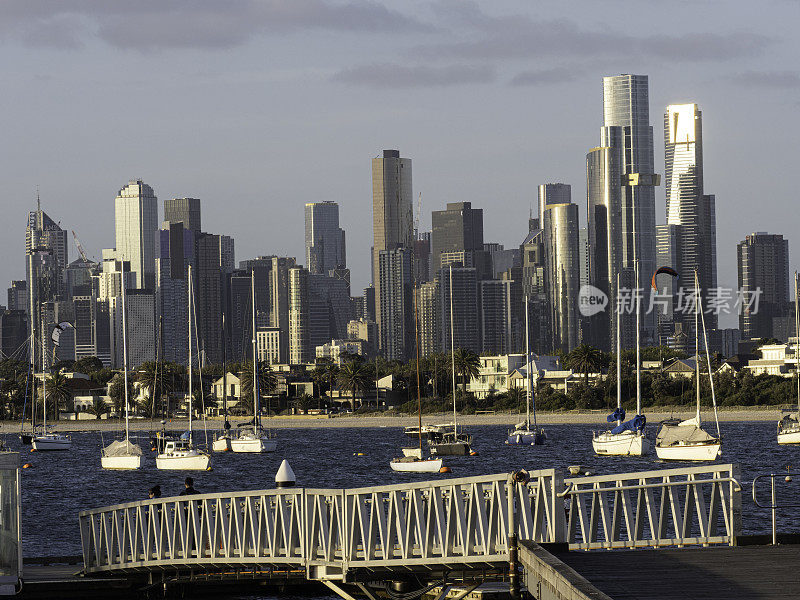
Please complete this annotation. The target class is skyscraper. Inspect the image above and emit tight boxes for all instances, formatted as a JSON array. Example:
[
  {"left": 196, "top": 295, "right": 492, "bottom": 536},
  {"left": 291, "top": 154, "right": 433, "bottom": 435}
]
[
  {"left": 438, "top": 265, "right": 480, "bottom": 354},
  {"left": 305, "top": 201, "right": 346, "bottom": 274},
  {"left": 664, "top": 103, "right": 718, "bottom": 333},
  {"left": 156, "top": 223, "right": 195, "bottom": 363},
  {"left": 164, "top": 198, "right": 201, "bottom": 233},
  {"left": 378, "top": 248, "right": 413, "bottom": 361},
  {"left": 480, "top": 279, "right": 513, "bottom": 355},
  {"left": 540, "top": 184, "right": 580, "bottom": 353},
  {"left": 26, "top": 204, "right": 68, "bottom": 326},
  {"left": 431, "top": 202, "right": 487, "bottom": 279},
  {"left": 737, "top": 233, "right": 789, "bottom": 340},
  {"left": 114, "top": 180, "right": 158, "bottom": 290},
  {"left": 372, "top": 150, "right": 413, "bottom": 354},
  {"left": 519, "top": 227, "right": 550, "bottom": 353},
  {"left": 195, "top": 233, "right": 228, "bottom": 364},
  {"left": 288, "top": 266, "right": 310, "bottom": 364},
  {"left": 603, "top": 75, "right": 659, "bottom": 343}
]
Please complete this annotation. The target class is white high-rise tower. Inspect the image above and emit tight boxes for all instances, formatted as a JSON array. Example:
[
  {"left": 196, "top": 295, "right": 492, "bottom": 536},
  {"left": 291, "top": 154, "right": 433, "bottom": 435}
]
[{"left": 114, "top": 180, "right": 158, "bottom": 290}]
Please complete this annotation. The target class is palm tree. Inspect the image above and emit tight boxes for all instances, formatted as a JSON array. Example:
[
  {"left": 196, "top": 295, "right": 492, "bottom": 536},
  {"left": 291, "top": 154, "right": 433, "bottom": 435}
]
[
  {"left": 567, "top": 344, "right": 604, "bottom": 384},
  {"left": 452, "top": 348, "right": 481, "bottom": 396},
  {"left": 337, "top": 361, "right": 370, "bottom": 411},
  {"left": 506, "top": 386, "right": 526, "bottom": 412},
  {"left": 240, "top": 361, "right": 278, "bottom": 415},
  {"left": 323, "top": 359, "right": 339, "bottom": 402},
  {"left": 87, "top": 396, "right": 110, "bottom": 419},
  {"left": 45, "top": 371, "right": 72, "bottom": 420},
  {"left": 108, "top": 372, "right": 135, "bottom": 416}
]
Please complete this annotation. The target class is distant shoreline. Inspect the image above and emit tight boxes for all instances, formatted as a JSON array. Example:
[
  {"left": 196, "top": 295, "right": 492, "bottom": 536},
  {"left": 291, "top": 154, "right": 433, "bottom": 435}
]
[{"left": 2, "top": 407, "right": 787, "bottom": 432}]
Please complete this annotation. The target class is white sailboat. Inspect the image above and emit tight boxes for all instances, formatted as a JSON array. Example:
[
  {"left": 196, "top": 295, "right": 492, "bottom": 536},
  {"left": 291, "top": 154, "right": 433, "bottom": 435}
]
[
  {"left": 156, "top": 265, "right": 211, "bottom": 471},
  {"left": 229, "top": 270, "right": 277, "bottom": 453},
  {"left": 391, "top": 245, "right": 443, "bottom": 473},
  {"left": 101, "top": 273, "right": 142, "bottom": 469},
  {"left": 655, "top": 270, "right": 722, "bottom": 461},
  {"left": 507, "top": 296, "right": 545, "bottom": 445},
  {"left": 593, "top": 269, "right": 650, "bottom": 456},
  {"left": 429, "top": 265, "right": 473, "bottom": 456},
  {"left": 212, "top": 313, "right": 233, "bottom": 452},
  {"left": 778, "top": 271, "right": 800, "bottom": 444},
  {"left": 32, "top": 305, "right": 71, "bottom": 451}
]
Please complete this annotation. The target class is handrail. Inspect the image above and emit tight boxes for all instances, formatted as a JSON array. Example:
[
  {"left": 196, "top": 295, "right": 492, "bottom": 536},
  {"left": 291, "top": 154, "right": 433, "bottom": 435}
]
[{"left": 751, "top": 469, "right": 799, "bottom": 545}]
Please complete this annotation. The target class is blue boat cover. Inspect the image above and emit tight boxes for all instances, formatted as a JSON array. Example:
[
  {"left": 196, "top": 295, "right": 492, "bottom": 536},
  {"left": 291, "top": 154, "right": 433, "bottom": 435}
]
[
  {"left": 607, "top": 407, "right": 626, "bottom": 423},
  {"left": 180, "top": 430, "right": 191, "bottom": 440},
  {"left": 611, "top": 414, "right": 646, "bottom": 434}
]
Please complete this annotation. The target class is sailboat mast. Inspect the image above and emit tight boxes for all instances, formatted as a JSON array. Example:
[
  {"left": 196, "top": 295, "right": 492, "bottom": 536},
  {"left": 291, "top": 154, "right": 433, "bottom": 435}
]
[
  {"left": 635, "top": 260, "right": 641, "bottom": 416},
  {"left": 41, "top": 309, "right": 46, "bottom": 430},
  {"left": 27, "top": 253, "right": 36, "bottom": 429},
  {"left": 697, "top": 286, "right": 721, "bottom": 438},
  {"left": 222, "top": 312, "right": 228, "bottom": 424},
  {"left": 121, "top": 271, "right": 130, "bottom": 444},
  {"left": 449, "top": 265, "right": 457, "bottom": 434},
  {"left": 694, "top": 270, "right": 700, "bottom": 424},
  {"left": 251, "top": 270, "right": 259, "bottom": 427},
  {"left": 616, "top": 272, "right": 622, "bottom": 420},
  {"left": 795, "top": 272, "right": 799, "bottom": 414},
  {"left": 525, "top": 296, "right": 531, "bottom": 429},
  {"left": 413, "top": 281, "right": 423, "bottom": 453},
  {"left": 188, "top": 265, "right": 193, "bottom": 439}
]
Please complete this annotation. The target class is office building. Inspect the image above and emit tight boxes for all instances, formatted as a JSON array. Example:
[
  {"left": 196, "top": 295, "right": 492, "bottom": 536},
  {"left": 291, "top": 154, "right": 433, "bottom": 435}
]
[
  {"left": 438, "top": 265, "right": 480, "bottom": 354},
  {"left": 65, "top": 258, "right": 97, "bottom": 299},
  {"left": 305, "top": 202, "right": 346, "bottom": 274},
  {"left": 540, "top": 184, "right": 580, "bottom": 353},
  {"left": 164, "top": 198, "right": 201, "bottom": 233},
  {"left": 664, "top": 103, "right": 718, "bottom": 333},
  {"left": 256, "top": 327, "right": 282, "bottom": 365},
  {"left": 737, "top": 233, "right": 789, "bottom": 340},
  {"left": 98, "top": 258, "right": 136, "bottom": 368},
  {"left": 519, "top": 228, "right": 550, "bottom": 353},
  {"left": 372, "top": 150, "right": 413, "bottom": 352},
  {"left": 431, "top": 202, "right": 488, "bottom": 279},
  {"left": 288, "top": 267, "right": 310, "bottom": 364},
  {"left": 268, "top": 257, "right": 296, "bottom": 362},
  {"left": 480, "top": 279, "right": 513, "bottom": 355},
  {"left": 416, "top": 280, "right": 439, "bottom": 358},
  {"left": 414, "top": 231, "right": 431, "bottom": 283},
  {"left": 0, "top": 310, "right": 27, "bottom": 361},
  {"left": 73, "top": 295, "right": 98, "bottom": 361},
  {"left": 156, "top": 223, "right": 195, "bottom": 364},
  {"left": 126, "top": 290, "right": 156, "bottom": 367},
  {"left": 114, "top": 180, "right": 158, "bottom": 290},
  {"left": 7, "top": 282, "right": 26, "bottom": 313},
  {"left": 378, "top": 248, "right": 413, "bottom": 361}
]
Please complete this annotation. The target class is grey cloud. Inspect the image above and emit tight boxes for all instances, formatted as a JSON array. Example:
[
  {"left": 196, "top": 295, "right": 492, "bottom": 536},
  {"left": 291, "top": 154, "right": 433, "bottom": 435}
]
[
  {"left": 0, "top": 0, "right": 431, "bottom": 50},
  {"left": 332, "top": 63, "right": 494, "bottom": 88},
  {"left": 509, "top": 67, "right": 578, "bottom": 87},
  {"left": 414, "top": 4, "right": 769, "bottom": 63},
  {"left": 730, "top": 70, "right": 800, "bottom": 88}
]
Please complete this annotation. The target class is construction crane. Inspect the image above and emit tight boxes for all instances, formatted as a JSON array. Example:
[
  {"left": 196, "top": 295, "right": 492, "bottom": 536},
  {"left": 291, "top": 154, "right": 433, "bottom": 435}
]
[{"left": 72, "top": 230, "right": 93, "bottom": 263}]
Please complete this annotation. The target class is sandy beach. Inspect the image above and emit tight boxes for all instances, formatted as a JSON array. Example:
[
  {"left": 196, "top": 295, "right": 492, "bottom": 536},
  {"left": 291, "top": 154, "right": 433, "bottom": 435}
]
[{"left": 2, "top": 407, "right": 788, "bottom": 432}]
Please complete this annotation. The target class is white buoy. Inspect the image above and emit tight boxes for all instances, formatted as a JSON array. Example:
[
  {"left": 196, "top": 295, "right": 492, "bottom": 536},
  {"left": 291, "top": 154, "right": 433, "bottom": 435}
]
[{"left": 276, "top": 459, "right": 296, "bottom": 488}]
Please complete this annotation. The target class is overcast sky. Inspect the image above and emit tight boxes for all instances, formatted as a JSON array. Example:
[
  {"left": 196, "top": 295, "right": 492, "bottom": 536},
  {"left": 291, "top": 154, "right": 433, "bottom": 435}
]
[{"left": 1, "top": 0, "right": 798, "bottom": 328}]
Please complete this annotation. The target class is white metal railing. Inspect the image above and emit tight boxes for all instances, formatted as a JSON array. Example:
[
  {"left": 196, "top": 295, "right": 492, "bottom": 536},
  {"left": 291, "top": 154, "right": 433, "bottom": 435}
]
[
  {"left": 563, "top": 463, "right": 742, "bottom": 550},
  {"left": 80, "top": 469, "right": 563, "bottom": 579}
]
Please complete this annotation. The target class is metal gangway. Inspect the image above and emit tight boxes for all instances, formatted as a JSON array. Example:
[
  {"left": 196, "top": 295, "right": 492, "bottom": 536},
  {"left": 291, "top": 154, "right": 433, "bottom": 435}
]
[{"left": 79, "top": 464, "right": 742, "bottom": 592}]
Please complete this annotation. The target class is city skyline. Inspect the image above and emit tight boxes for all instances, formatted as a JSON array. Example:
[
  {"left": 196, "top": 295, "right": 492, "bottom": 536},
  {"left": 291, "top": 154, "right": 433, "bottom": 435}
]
[{"left": 2, "top": 2, "right": 799, "bottom": 331}]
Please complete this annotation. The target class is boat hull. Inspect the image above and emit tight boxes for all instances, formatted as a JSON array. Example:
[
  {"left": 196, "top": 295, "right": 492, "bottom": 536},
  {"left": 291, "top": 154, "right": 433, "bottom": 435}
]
[
  {"left": 32, "top": 435, "right": 72, "bottom": 451},
  {"left": 101, "top": 454, "right": 142, "bottom": 470},
  {"left": 230, "top": 437, "right": 277, "bottom": 453},
  {"left": 212, "top": 436, "right": 232, "bottom": 452},
  {"left": 506, "top": 431, "right": 546, "bottom": 446},
  {"left": 655, "top": 442, "right": 721, "bottom": 461},
  {"left": 429, "top": 442, "right": 471, "bottom": 456},
  {"left": 777, "top": 429, "right": 800, "bottom": 445},
  {"left": 390, "top": 458, "right": 443, "bottom": 473},
  {"left": 156, "top": 452, "right": 210, "bottom": 470},
  {"left": 593, "top": 431, "right": 650, "bottom": 456}
]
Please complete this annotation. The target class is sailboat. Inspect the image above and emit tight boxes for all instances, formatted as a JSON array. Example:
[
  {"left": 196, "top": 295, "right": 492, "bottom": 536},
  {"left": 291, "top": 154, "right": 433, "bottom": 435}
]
[
  {"left": 229, "top": 270, "right": 277, "bottom": 453},
  {"left": 212, "top": 313, "right": 233, "bottom": 452},
  {"left": 593, "top": 269, "right": 649, "bottom": 456},
  {"left": 391, "top": 269, "right": 443, "bottom": 473},
  {"left": 156, "top": 265, "right": 211, "bottom": 470},
  {"left": 429, "top": 265, "right": 473, "bottom": 456},
  {"left": 507, "top": 296, "right": 545, "bottom": 445},
  {"left": 655, "top": 270, "right": 722, "bottom": 461},
  {"left": 778, "top": 272, "right": 800, "bottom": 444},
  {"left": 101, "top": 274, "right": 142, "bottom": 469}
]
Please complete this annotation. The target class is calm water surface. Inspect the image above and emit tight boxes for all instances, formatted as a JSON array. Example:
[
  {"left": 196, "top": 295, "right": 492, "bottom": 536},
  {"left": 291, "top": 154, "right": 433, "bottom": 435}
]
[{"left": 15, "top": 420, "right": 800, "bottom": 595}]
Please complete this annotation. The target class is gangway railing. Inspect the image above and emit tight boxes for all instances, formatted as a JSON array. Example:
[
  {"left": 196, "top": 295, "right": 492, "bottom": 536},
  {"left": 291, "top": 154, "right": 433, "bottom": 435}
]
[
  {"left": 563, "top": 463, "right": 742, "bottom": 550},
  {"left": 80, "top": 469, "right": 563, "bottom": 580},
  {"left": 752, "top": 468, "right": 800, "bottom": 545}
]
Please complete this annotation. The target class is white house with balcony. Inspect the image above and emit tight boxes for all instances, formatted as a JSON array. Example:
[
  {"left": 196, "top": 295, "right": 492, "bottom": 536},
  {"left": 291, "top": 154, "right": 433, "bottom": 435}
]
[
  {"left": 746, "top": 343, "right": 799, "bottom": 377},
  {"left": 466, "top": 354, "right": 526, "bottom": 398}
]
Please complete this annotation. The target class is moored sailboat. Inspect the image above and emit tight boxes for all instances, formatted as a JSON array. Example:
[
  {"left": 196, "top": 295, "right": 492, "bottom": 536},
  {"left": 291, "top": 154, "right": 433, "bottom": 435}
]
[
  {"left": 778, "top": 272, "right": 800, "bottom": 444},
  {"left": 156, "top": 265, "right": 210, "bottom": 471},
  {"left": 655, "top": 270, "right": 721, "bottom": 461},
  {"left": 507, "top": 296, "right": 545, "bottom": 446},
  {"left": 101, "top": 273, "right": 142, "bottom": 469},
  {"left": 593, "top": 270, "right": 649, "bottom": 456}
]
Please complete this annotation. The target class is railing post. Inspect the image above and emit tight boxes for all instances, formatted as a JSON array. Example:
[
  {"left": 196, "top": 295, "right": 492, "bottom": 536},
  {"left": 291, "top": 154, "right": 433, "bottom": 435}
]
[
  {"left": 771, "top": 474, "right": 777, "bottom": 546},
  {"left": 507, "top": 475, "right": 520, "bottom": 600},
  {"left": 731, "top": 463, "right": 742, "bottom": 546}
]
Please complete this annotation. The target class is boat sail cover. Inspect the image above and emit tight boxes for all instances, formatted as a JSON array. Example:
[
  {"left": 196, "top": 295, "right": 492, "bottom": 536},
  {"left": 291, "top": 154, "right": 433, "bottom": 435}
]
[
  {"left": 103, "top": 439, "right": 143, "bottom": 456},
  {"left": 611, "top": 415, "right": 645, "bottom": 434},
  {"left": 607, "top": 408, "right": 626, "bottom": 423},
  {"left": 656, "top": 423, "right": 716, "bottom": 446}
]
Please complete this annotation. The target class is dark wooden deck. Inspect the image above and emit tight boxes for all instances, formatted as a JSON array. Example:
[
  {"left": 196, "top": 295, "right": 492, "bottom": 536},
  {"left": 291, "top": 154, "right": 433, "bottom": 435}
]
[{"left": 552, "top": 544, "right": 800, "bottom": 600}]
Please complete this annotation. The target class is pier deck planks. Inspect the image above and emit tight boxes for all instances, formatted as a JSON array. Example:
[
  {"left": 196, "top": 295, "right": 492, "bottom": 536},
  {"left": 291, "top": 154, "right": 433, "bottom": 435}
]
[{"left": 553, "top": 544, "right": 800, "bottom": 600}]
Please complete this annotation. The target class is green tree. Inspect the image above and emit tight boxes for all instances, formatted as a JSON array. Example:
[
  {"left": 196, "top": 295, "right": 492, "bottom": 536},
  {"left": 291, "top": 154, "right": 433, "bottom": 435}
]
[
  {"left": 108, "top": 372, "right": 135, "bottom": 415},
  {"left": 73, "top": 356, "right": 104, "bottom": 374},
  {"left": 239, "top": 361, "right": 278, "bottom": 414},
  {"left": 451, "top": 348, "right": 481, "bottom": 396},
  {"left": 566, "top": 344, "right": 605, "bottom": 384},
  {"left": 87, "top": 396, "right": 110, "bottom": 419},
  {"left": 45, "top": 371, "right": 72, "bottom": 420},
  {"left": 337, "top": 360, "right": 371, "bottom": 410}
]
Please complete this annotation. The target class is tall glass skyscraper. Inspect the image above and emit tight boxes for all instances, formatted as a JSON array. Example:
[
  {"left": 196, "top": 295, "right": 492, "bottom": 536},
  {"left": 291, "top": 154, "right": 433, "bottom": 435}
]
[
  {"left": 305, "top": 201, "right": 346, "bottom": 274},
  {"left": 114, "top": 180, "right": 158, "bottom": 290},
  {"left": 664, "top": 103, "right": 718, "bottom": 334}
]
